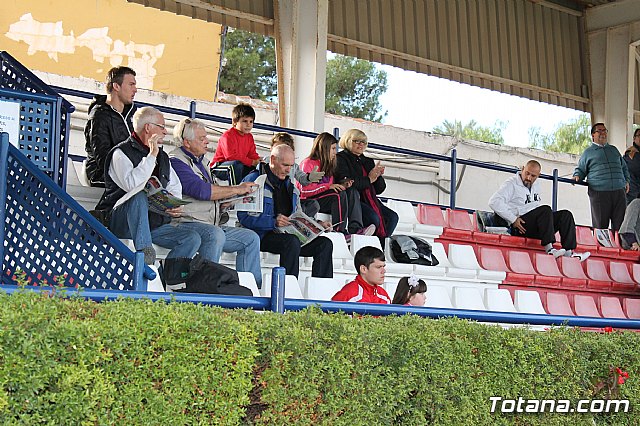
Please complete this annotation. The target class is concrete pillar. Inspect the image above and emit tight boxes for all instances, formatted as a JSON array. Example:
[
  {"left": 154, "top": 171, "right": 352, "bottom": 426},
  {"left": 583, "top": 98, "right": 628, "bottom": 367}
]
[
  {"left": 586, "top": 0, "right": 640, "bottom": 150},
  {"left": 274, "top": 0, "right": 328, "bottom": 154}
]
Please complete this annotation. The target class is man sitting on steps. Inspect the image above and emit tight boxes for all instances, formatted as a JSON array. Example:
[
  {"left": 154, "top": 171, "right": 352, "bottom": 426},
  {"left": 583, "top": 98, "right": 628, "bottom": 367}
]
[{"left": 488, "top": 159, "right": 590, "bottom": 261}]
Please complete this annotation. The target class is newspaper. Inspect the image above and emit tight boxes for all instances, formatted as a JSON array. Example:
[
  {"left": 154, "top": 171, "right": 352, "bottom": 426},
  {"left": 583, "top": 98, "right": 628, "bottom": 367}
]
[
  {"left": 144, "top": 177, "right": 190, "bottom": 215},
  {"left": 595, "top": 228, "right": 615, "bottom": 248},
  {"left": 276, "top": 209, "right": 327, "bottom": 246},
  {"left": 220, "top": 184, "right": 263, "bottom": 213}
]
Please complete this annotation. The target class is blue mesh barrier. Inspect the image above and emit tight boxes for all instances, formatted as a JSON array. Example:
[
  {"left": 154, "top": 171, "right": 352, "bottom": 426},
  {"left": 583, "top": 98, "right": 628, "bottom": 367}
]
[
  {"left": 0, "top": 51, "right": 74, "bottom": 187},
  {"left": 0, "top": 133, "right": 155, "bottom": 290}
]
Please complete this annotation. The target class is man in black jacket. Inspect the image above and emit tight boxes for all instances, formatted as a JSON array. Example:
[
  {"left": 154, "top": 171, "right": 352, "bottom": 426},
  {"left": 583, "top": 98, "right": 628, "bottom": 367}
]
[{"left": 84, "top": 66, "right": 137, "bottom": 187}]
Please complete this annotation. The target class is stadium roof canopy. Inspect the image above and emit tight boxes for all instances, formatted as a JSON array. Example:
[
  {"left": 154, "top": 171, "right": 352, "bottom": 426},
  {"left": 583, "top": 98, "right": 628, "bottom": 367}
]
[{"left": 127, "top": 0, "right": 640, "bottom": 146}]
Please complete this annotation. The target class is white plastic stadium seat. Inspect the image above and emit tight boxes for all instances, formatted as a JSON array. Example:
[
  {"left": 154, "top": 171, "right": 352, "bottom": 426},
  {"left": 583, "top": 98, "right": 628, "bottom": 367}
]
[
  {"left": 483, "top": 288, "right": 516, "bottom": 313},
  {"left": 238, "top": 272, "right": 260, "bottom": 297},
  {"left": 261, "top": 274, "right": 303, "bottom": 299},
  {"left": 349, "top": 234, "right": 382, "bottom": 256},
  {"left": 514, "top": 290, "right": 546, "bottom": 314},
  {"left": 447, "top": 244, "right": 506, "bottom": 281},
  {"left": 146, "top": 265, "right": 165, "bottom": 292},
  {"left": 430, "top": 242, "right": 476, "bottom": 280},
  {"left": 424, "top": 285, "right": 454, "bottom": 309},
  {"left": 385, "top": 199, "right": 417, "bottom": 233},
  {"left": 304, "top": 277, "right": 343, "bottom": 300},
  {"left": 452, "top": 286, "right": 486, "bottom": 311}
]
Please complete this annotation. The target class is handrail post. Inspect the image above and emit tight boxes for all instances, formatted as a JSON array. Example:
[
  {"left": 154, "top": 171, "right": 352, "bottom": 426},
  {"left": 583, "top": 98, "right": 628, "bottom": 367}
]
[
  {"left": 450, "top": 149, "right": 457, "bottom": 209},
  {"left": 132, "top": 251, "right": 147, "bottom": 291},
  {"left": 270, "top": 267, "right": 286, "bottom": 313},
  {"left": 552, "top": 169, "right": 559, "bottom": 212},
  {"left": 0, "top": 134, "right": 9, "bottom": 276},
  {"left": 189, "top": 101, "right": 197, "bottom": 118},
  {"left": 332, "top": 127, "right": 340, "bottom": 140}
]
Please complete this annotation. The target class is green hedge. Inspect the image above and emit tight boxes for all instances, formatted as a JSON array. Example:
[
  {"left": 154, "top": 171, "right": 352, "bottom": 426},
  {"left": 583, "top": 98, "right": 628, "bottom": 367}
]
[{"left": 0, "top": 292, "right": 638, "bottom": 425}]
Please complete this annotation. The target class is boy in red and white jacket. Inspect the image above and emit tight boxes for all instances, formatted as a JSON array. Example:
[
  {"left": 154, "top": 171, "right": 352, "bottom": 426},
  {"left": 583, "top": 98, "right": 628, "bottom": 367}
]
[{"left": 332, "top": 246, "right": 390, "bottom": 304}]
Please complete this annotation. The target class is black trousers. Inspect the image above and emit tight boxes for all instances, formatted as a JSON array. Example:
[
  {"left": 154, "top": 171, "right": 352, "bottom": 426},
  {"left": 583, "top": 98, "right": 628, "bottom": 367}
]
[
  {"left": 260, "top": 232, "right": 333, "bottom": 278},
  {"left": 313, "top": 188, "right": 363, "bottom": 234},
  {"left": 513, "top": 205, "right": 577, "bottom": 250},
  {"left": 588, "top": 187, "right": 626, "bottom": 231}
]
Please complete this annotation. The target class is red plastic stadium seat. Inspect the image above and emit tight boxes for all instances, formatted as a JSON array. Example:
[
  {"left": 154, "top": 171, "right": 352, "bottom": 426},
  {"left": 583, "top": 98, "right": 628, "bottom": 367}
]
[
  {"left": 576, "top": 226, "right": 598, "bottom": 248},
  {"left": 507, "top": 251, "right": 559, "bottom": 287},
  {"left": 417, "top": 204, "right": 447, "bottom": 227},
  {"left": 558, "top": 256, "right": 589, "bottom": 280},
  {"left": 573, "top": 294, "right": 601, "bottom": 317},
  {"left": 546, "top": 292, "right": 575, "bottom": 316},
  {"left": 599, "top": 296, "right": 627, "bottom": 319},
  {"left": 623, "top": 298, "right": 640, "bottom": 319},
  {"left": 584, "top": 259, "right": 612, "bottom": 291},
  {"left": 608, "top": 262, "right": 636, "bottom": 293},
  {"left": 478, "top": 247, "right": 510, "bottom": 272},
  {"left": 631, "top": 264, "right": 640, "bottom": 284},
  {"left": 443, "top": 209, "right": 474, "bottom": 240},
  {"left": 471, "top": 213, "right": 502, "bottom": 244},
  {"left": 533, "top": 253, "right": 585, "bottom": 288}
]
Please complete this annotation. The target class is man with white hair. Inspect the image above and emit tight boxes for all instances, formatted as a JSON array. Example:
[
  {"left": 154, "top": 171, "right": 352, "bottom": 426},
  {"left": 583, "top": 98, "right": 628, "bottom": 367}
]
[
  {"left": 238, "top": 144, "right": 333, "bottom": 278},
  {"left": 169, "top": 117, "right": 263, "bottom": 286},
  {"left": 95, "top": 107, "right": 221, "bottom": 265}
]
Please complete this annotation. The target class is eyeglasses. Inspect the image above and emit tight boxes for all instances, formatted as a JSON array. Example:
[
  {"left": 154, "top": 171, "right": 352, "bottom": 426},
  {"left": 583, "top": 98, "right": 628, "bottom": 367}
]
[
  {"left": 181, "top": 118, "right": 191, "bottom": 140},
  {"left": 352, "top": 139, "right": 367, "bottom": 145},
  {"left": 594, "top": 129, "right": 608, "bottom": 134},
  {"left": 149, "top": 123, "right": 166, "bottom": 130}
]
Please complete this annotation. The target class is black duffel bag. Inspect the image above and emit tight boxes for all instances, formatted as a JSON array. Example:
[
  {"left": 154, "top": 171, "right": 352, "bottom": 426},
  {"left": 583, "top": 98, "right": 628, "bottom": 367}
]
[
  {"left": 162, "top": 254, "right": 251, "bottom": 296},
  {"left": 389, "top": 235, "right": 439, "bottom": 266}
]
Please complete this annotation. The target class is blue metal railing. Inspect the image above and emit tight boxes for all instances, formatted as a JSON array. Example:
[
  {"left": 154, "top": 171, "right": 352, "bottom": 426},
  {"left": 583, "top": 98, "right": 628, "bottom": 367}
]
[{"left": 54, "top": 85, "right": 584, "bottom": 213}]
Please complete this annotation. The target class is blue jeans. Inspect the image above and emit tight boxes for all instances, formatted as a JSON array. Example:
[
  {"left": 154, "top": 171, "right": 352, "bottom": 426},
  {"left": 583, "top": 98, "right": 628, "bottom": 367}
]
[
  {"left": 220, "top": 226, "right": 262, "bottom": 287},
  {"left": 109, "top": 192, "right": 222, "bottom": 261}
]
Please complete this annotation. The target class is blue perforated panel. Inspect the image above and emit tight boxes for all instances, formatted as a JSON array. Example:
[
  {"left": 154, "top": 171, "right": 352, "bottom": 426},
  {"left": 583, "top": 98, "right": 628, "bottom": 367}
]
[
  {"left": 0, "top": 90, "right": 56, "bottom": 171},
  {"left": 2, "top": 145, "right": 138, "bottom": 290},
  {"left": 0, "top": 51, "right": 73, "bottom": 187}
]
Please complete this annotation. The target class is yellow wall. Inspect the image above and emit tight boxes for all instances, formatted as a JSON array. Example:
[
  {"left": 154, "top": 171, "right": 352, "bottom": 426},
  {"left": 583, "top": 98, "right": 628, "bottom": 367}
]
[{"left": 0, "top": 0, "right": 222, "bottom": 100}]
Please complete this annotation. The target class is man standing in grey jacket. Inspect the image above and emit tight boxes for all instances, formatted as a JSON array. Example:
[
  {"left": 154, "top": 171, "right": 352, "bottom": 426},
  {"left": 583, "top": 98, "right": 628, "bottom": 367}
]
[{"left": 572, "top": 123, "right": 629, "bottom": 231}]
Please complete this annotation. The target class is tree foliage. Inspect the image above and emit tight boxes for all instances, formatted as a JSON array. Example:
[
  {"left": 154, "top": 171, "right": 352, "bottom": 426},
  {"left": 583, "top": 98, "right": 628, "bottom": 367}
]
[
  {"left": 218, "top": 29, "right": 388, "bottom": 121},
  {"left": 432, "top": 119, "right": 506, "bottom": 145},
  {"left": 324, "top": 55, "right": 388, "bottom": 122},
  {"left": 528, "top": 113, "right": 591, "bottom": 154},
  {"left": 218, "top": 28, "right": 277, "bottom": 101}
]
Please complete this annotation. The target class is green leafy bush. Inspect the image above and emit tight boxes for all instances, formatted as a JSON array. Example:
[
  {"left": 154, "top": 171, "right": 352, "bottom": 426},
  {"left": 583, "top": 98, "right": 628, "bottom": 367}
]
[{"left": 0, "top": 294, "right": 638, "bottom": 425}]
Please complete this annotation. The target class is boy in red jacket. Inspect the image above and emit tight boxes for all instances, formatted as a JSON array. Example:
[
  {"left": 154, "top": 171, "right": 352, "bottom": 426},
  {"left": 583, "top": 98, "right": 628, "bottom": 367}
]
[
  {"left": 332, "top": 246, "right": 390, "bottom": 304},
  {"left": 210, "top": 104, "right": 261, "bottom": 183}
]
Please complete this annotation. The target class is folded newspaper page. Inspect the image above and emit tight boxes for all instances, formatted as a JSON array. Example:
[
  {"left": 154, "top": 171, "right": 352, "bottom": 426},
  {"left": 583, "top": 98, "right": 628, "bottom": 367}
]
[
  {"left": 594, "top": 228, "right": 615, "bottom": 248},
  {"left": 219, "top": 184, "right": 263, "bottom": 213},
  {"left": 145, "top": 177, "right": 190, "bottom": 215},
  {"left": 276, "top": 209, "right": 327, "bottom": 246}
]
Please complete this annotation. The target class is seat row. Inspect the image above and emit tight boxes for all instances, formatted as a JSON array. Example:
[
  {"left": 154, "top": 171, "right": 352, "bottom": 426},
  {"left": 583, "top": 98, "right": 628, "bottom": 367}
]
[
  {"left": 418, "top": 204, "right": 639, "bottom": 262},
  {"left": 478, "top": 246, "right": 639, "bottom": 295}
]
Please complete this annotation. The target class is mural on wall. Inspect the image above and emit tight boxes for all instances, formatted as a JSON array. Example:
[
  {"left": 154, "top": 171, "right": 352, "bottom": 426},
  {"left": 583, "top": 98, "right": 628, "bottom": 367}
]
[{"left": 0, "top": 0, "right": 222, "bottom": 100}]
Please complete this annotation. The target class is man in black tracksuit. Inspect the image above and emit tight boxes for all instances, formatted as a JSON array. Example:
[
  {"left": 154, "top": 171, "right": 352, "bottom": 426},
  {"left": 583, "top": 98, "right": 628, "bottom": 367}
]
[{"left": 84, "top": 66, "right": 137, "bottom": 187}]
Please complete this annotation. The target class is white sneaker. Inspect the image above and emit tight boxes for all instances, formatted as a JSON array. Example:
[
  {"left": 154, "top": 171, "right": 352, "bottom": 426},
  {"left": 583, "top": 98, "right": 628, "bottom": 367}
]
[
  {"left": 357, "top": 224, "right": 377, "bottom": 236},
  {"left": 572, "top": 251, "right": 590, "bottom": 262},
  {"left": 547, "top": 248, "right": 566, "bottom": 258}
]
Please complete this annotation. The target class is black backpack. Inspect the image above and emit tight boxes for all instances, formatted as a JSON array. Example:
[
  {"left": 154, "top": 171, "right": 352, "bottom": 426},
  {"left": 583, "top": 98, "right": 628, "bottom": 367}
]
[
  {"left": 390, "top": 235, "right": 439, "bottom": 266},
  {"left": 161, "top": 254, "right": 252, "bottom": 296}
]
